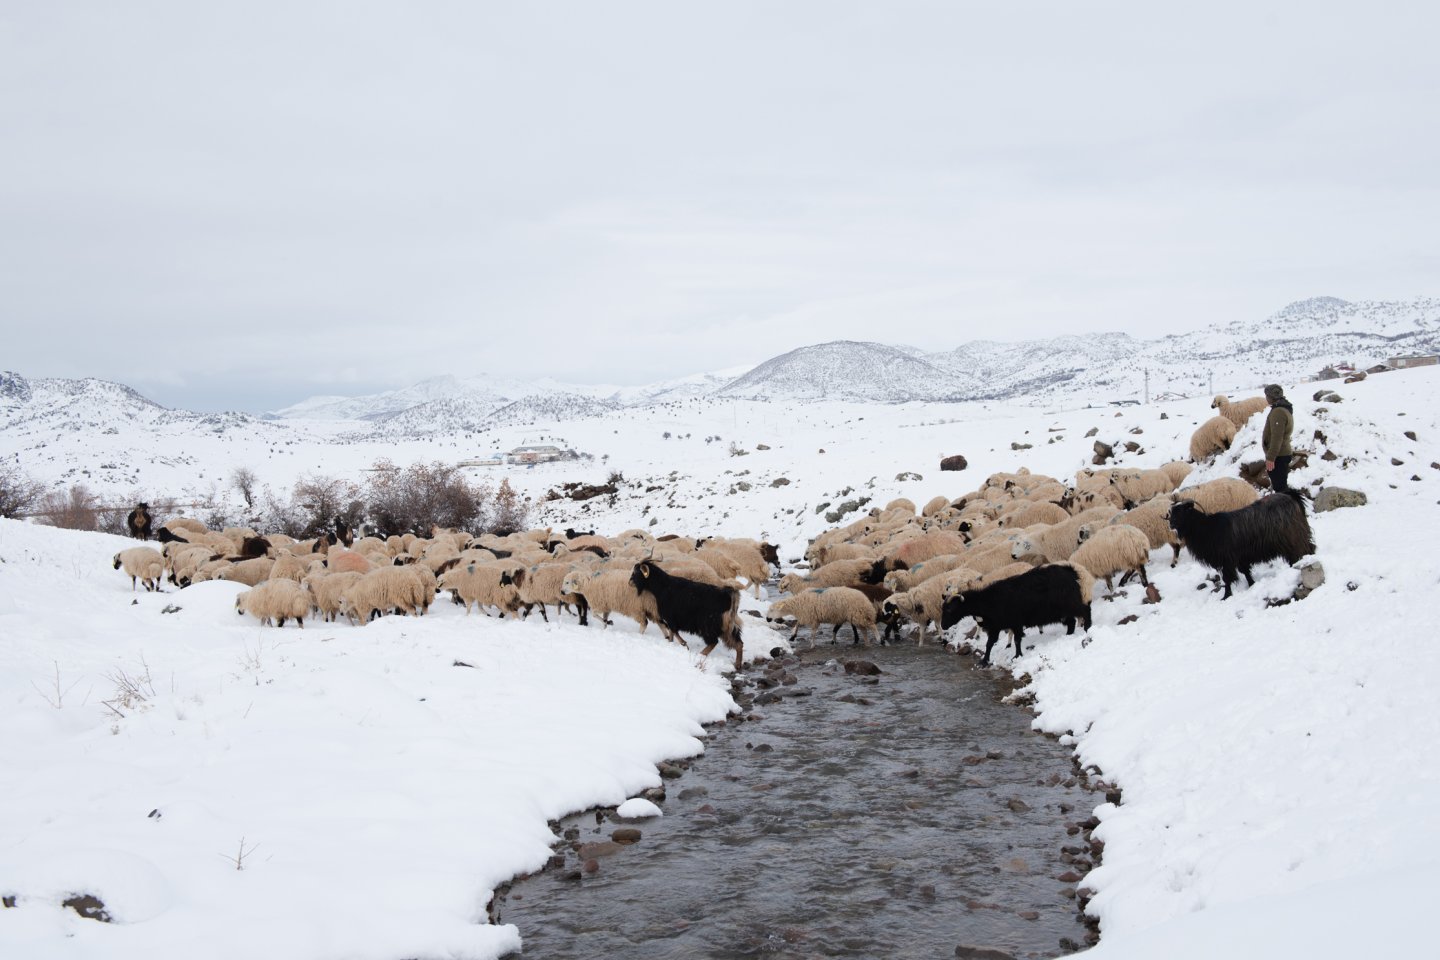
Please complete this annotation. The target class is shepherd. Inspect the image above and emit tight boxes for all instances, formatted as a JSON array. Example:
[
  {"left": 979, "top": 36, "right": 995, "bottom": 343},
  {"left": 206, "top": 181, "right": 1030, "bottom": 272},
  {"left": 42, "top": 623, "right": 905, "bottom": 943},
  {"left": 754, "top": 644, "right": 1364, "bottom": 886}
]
[{"left": 1261, "top": 384, "right": 1294, "bottom": 494}]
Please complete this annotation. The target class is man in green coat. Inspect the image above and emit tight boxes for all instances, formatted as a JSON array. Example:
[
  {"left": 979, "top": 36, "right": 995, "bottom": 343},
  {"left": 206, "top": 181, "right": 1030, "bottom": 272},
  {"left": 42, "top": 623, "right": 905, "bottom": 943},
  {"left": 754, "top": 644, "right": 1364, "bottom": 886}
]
[{"left": 1261, "top": 383, "right": 1294, "bottom": 493}]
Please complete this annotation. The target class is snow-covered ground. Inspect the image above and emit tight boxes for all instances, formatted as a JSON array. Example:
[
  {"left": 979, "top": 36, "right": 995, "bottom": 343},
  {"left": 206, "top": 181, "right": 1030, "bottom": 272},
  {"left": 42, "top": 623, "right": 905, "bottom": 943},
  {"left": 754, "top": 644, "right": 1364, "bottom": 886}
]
[{"left": 3, "top": 366, "right": 1438, "bottom": 957}]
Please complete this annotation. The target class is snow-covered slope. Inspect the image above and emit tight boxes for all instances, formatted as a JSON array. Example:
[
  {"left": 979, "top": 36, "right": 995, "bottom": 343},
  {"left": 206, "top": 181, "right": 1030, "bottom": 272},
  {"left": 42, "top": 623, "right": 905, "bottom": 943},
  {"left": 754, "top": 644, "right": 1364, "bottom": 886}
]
[{"left": 717, "top": 339, "right": 979, "bottom": 401}]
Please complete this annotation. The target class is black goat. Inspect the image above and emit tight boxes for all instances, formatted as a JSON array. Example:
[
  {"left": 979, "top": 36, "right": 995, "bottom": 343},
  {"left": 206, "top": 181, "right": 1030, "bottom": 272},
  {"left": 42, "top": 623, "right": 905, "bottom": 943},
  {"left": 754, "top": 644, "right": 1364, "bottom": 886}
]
[
  {"left": 239, "top": 536, "right": 271, "bottom": 560},
  {"left": 125, "top": 503, "right": 153, "bottom": 540},
  {"left": 1167, "top": 492, "right": 1313, "bottom": 599},
  {"left": 565, "top": 527, "right": 595, "bottom": 539},
  {"left": 629, "top": 561, "right": 744, "bottom": 670},
  {"left": 940, "top": 564, "right": 1092, "bottom": 666},
  {"left": 154, "top": 526, "right": 186, "bottom": 544}
]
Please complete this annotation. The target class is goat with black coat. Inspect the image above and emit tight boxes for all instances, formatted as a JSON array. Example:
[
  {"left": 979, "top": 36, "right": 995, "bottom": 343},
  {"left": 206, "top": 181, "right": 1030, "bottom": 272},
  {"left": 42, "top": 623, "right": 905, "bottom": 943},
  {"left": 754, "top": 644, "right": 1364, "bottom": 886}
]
[
  {"left": 940, "top": 564, "right": 1092, "bottom": 666},
  {"left": 1167, "top": 492, "right": 1313, "bottom": 599},
  {"left": 126, "top": 502, "right": 153, "bottom": 540},
  {"left": 629, "top": 561, "right": 744, "bottom": 670}
]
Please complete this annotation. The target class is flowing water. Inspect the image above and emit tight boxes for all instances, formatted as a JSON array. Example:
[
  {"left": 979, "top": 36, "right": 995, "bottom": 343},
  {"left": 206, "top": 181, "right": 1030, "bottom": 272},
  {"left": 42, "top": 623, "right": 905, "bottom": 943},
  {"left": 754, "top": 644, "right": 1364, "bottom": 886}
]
[{"left": 496, "top": 640, "right": 1104, "bottom": 959}]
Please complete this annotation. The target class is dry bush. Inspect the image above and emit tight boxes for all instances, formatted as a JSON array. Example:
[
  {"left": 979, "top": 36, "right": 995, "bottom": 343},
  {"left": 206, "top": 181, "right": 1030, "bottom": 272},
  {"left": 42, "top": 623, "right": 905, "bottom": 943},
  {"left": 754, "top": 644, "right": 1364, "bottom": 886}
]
[
  {"left": 35, "top": 484, "right": 100, "bottom": 531},
  {"left": 0, "top": 462, "right": 45, "bottom": 519}
]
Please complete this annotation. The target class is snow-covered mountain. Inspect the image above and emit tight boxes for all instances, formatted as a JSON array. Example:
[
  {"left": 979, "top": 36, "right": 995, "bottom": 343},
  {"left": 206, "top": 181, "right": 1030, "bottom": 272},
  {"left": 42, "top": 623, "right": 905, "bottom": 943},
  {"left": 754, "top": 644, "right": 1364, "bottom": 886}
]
[{"left": 718, "top": 340, "right": 979, "bottom": 402}]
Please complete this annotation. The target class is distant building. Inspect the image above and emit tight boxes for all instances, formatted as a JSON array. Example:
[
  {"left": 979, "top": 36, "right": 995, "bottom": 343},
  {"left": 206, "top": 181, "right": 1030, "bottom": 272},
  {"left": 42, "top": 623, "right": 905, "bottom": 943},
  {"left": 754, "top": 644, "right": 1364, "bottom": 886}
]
[
  {"left": 1316, "top": 365, "right": 1341, "bottom": 381},
  {"left": 458, "top": 455, "right": 505, "bottom": 467},
  {"left": 506, "top": 444, "right": 563, "bottom": 464},
  {"left": 1386, "top": 354, "right": 1439, "bottom": 370},
  {"left": 1366, "top": 363, "right": 1394, "bottom": 375}
]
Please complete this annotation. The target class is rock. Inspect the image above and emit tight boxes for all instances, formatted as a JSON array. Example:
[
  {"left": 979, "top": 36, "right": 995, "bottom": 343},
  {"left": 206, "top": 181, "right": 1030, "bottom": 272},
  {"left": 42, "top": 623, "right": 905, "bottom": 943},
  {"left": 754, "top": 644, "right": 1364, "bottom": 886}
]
[
  {"left": 755, "top": 443, "right": 771, "bottom": 450},
  {"left": 1084, "top": 427, "right": 1099, "bottom": 437},
  {"left": 62, "top": 895, "right": 110, "bottom": 923},
  {"left": 1143, "top": 584, "right": 1161, "bottom": 604},
  {"left": 770, "top": 477, "right": 791, "bottom": 487},
  {"left": 583, "top": 858, "right": 600, "bottom": 874},
  {"left": 955, "top": 945, "right": 1017, "bottom": 960},
  {"left": 1314, "top": 429, "right": 1327, "bottom": 443},
  {"left": 1320, "top": 449, "right": 1338, "bottom": 461},
  {"left": 1116, "top": 614, "right": 1138, "bottom": 625},
  {"left": 895, "top": 471, "right": 923, "bottom": 481},
  {"left": 1123, "top": 441, "right": 1143, "bottom": 453},
  {"left": 941, "top": 455, "right": 968, "bottom": 471},
  {"left": 578, "top": 841, "right": 623, "bottom": 859},
  {"left": 1159, "top": 412, "right": 1169, "bottom": 420},
  {"left": 612, "top": 827, "right": 643, "bottom": 845},
  {"left": 1129, "top": 426, "right": 1144, "bottom": 435},
  {"left": 1323, "top": 393, "right": 1343, "bottom": 403},
  {"left": 1018, "top": 910, "right": 1040, "bottom": 921},
  {"left": 1006, "top": 797, "right": 1030, "bottom": 813},
  {"left": 1239, "top": 460, "right": 1271, "bottom": 488},
  {"left": 1314, "top": 487, "right": 1368, "bottom": 512},
  {"left": 1391, "top": 457, "right": 1404, "bottom": 467},
  {"left": 1092, "top": 440, "right": 1114, "bottom": 465},
  {"left": 1404, "top": 430, "right": 1417, "bottom": 441},
  {"left": 1312, "top": 389, "right": 1329, "bottom": 402},
  {"left": 844, "top": 660, "right": 882, "bottom": 676},
  {"left": 1010, "top": 442, "right": 1032, "bottom": 451},
  {"left": 1293, "top": 559, "right": 1326, "bottom": 600},
  {"left": 658, "top": 762, "right": 685, "bottom": 779}
]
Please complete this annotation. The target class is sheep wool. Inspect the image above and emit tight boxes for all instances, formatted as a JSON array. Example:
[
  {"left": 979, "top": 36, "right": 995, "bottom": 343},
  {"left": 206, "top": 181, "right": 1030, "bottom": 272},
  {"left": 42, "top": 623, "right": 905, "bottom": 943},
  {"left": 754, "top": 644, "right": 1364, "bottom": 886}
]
[
  {"left": 113, "top": 547, "right": 165, "bottom": 592},
  {"left": 235, "top": 579, "right": 311, "bottom": 627},
  {"left": 768, "top": 587, "right": 878, "bottom": 647},
  {"left": 1071, "top": 523, "right": 1152, "bottom": 591},
  {"left": 1189, "top": 415, "right": 1239, "bottom": 462}
]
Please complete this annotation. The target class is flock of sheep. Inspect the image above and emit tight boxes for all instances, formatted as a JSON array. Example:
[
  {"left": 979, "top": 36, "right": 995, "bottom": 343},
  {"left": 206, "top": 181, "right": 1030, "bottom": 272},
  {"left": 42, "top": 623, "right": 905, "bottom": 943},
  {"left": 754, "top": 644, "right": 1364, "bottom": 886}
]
[{"left": 110, "top": 391, "right": 1313, "bottom": 669}]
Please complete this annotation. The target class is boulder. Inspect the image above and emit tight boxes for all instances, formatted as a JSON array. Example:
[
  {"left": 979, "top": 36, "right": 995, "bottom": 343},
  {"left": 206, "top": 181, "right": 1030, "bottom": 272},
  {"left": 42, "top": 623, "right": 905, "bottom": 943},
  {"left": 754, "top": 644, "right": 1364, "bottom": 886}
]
[{"left": 1314, "top": 487, "right": 1367, "bottom": 512}]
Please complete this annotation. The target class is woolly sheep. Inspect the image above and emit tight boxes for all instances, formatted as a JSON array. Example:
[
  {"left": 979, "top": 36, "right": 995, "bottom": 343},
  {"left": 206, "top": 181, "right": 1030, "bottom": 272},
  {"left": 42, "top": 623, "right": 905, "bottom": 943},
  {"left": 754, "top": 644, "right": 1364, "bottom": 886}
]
[
  {"left": 940, "top": 561, "right": 1033, "bottom": 598},
  {"left": 776, "top": 558, "right": 872, "bottom": 595},
  {"left": 882, "top": 531, "right": 969, "bottom": 571},
  {"left": 1189, "top": 415, "right": 1238, "bottom": 461},
  {"left": 1172, "top": 477, "right": 1259, "bottom": 515},
  {"left": 1211, "top": 394, "right": 1269, "bottom": 429},
  {"left": 560, "top": 568, "right": 666, "bottom": 636},
  {"left": 1159, "top": 460, "right": 1193, "bottom": 489},
  {"left": 513, "top": 563, "right": 583, "bottom": 622},
  {"left": 213, "top": 557, "right": 275, "bottom": 587},
  {"left": 1071, "top": 523, "right": 1152, "bottom": 591},
  {"left": 235, "top": 578, "right": 310, "bottom": 627},
  {"left": 325, "top": 548, "right": 374, "bottom": 575},
  {"left": 113, "top": 547, "right": 164, "bottom": 592},
  {"left": 1009, "top": 506, "right": 1121, "bottom": 565},
  {"left": 1108, "top": 496, "right": 1182, "bottom": 567},
  {"left": 921, "top": 495, "right": 952, "bottom": 517},
  {"left": 1109, "top": 469, "right": 1176, "bottom": 508},
  {"left": 166, "top": 544, "right": 220, "bottom": 587},
  {"left": 998, "top": 500, "right": 1069, "bottom": 529},
  {"left": 162, "top": 517, "right": 207, "bottom": 536},
  {"left": 341, "top": 566, "right": 431, "bottom": 623},
  {"left": 882, "top": 553, "right": 971, "bottom": 592},
  {"left": 880, "top": 569, "right": 980, "bottom": 644},
  {"left": 190, "top": 559, "right": 232, "bottom": 583},
  {"left": 303, "top": 571, "right": 364, "bottom": 622},
  {"left": 768, "top": 587, "right": 878, "bottom": 647},
  {"left": 436, "top": 561, "right": 523, "bottom": 617},
  {"left": 697, "top": 541, "right": 772, "bottom": 598},
  {"left": 268, "top": 552, "right": 311, "bottom": 583}
]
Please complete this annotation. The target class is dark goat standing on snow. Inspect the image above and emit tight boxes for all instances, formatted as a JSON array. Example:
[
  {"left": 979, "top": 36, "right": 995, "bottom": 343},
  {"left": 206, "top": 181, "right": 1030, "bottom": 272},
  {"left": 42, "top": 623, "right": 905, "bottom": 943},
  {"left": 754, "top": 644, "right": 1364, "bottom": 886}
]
[
  {"left": 940, "top": 564, "right": 1092, "bottom": 666},
  {"left": 629, "top": 561, "right": 744, "bottom": 670},
  {"left": 1167, "top": 492, "right": 1313, "bottom": 599},
  {"left": 126, "top": 503, "right": 153, "bottom": 540}
]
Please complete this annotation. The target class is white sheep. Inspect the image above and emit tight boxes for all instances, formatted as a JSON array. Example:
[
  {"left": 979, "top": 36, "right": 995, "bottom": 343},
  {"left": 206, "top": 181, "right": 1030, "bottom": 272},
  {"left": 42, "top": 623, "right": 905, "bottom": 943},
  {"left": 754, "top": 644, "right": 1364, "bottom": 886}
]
[
  {"left": 303, "top": 571, "right": 364, "bottom": 622},
  {"left": 768, "top": 587, "right": 878, "bottom": 647},
  {"left": 1071, "top": 523, "right": 1152, "bottom": 591},
  {"left": 340, "top": 566, "right": 431, "bottom": 623},
  {"left": 882, "top": 553, "right": 970, "bottom": 592},
  {"left": 268, "top": 552, "right": 311, "bottom": 583},
  {"left": 1189, "top": 415, "right": 1238, "bottom": 462},
  {"left": 881, "top": 569, "right": 981, "bottom": 644},
  {"left": 513, "top": 562, "right": 583, "bottom": 622},
  {"left": 921, "top": 495, "right": 952, "bottom": 517},
  {"left": 1172, "top": 477, "right": 1260, "bottom": 514},
  {"left": 1109, "top": 496, "right": 1182, "bottom": 567},
  {"left": 777, "top": 558, "right": 874, "bottom": 594},
  {"left": 1009, "top": 506, "right": 1121, "bottom": 565},
  {"left": 435, "top": 561, "right": 523, "bottom": 617},
  {"left": 997, "top": 500, "right": 1069, "bottom": 529},
  {"left": 213, "top": 557, "right": 275, "bottom": 587},
  {"left": 1158, "top": 460, "right": 1193, "bottom": 489},
  {"left": 559, "top": 568, "right": 667, "bottom": 637},
  {"left": 235, "top": 578, "right": 311, "bottom": 627},
  {"left": 696, "top": 541, "right": 772, "bottom": 598},
  {"left": 113, "top": 547, "right": 164, "bottom": 592},
  {"left": 1211, "top": 393, "right": 1269, "bottom": 428},
  {"left": 940, "top": 561, "right": 1032, "bottom": 598},
  {"left": 1109, "top": 469, "right": 1176, "bottom": 507}
]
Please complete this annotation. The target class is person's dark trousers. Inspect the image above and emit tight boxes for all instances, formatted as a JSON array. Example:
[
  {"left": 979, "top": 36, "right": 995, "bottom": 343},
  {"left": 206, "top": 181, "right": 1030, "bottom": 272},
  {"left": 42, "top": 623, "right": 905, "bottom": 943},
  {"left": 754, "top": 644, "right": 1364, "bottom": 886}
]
[{"left": 1268, "top": 455, "right": 1292, "bottom": 494}]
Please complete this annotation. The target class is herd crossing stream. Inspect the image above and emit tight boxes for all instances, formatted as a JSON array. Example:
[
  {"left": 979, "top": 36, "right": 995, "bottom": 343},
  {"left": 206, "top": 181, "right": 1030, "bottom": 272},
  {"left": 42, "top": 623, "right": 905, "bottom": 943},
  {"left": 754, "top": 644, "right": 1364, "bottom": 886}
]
[{"left": 496, "top": 639, "right": 1107, "bottom": 959}]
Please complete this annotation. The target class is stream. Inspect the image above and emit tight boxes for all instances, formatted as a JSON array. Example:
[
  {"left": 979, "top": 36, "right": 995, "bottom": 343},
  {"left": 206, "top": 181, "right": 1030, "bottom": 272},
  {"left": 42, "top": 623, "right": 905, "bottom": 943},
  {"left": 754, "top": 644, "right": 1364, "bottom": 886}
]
[{"left": 496, "top": 639, "right": 1105, "bottom": 959}]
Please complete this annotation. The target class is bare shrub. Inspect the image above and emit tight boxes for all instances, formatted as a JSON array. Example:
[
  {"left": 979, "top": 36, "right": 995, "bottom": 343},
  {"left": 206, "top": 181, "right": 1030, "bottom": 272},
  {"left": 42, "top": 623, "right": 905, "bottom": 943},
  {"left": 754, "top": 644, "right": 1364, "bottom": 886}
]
[
  {"left": 231, "top": 467, "right": 258, "bottom": 510},
  {"left": 292, "top": 474, "right": 361, "bottom": 538},
  {"left": 0, "top": 462, "right": 45, "bottom": 519},
  {"left": 365, "top": 460, "right": 488, "bottom": 536},
  {"left": 489, "top": 478, "right": 529, "bottom": 536},
  {"left": 36, "top": 484, "right": 100, "bottom": 531}
]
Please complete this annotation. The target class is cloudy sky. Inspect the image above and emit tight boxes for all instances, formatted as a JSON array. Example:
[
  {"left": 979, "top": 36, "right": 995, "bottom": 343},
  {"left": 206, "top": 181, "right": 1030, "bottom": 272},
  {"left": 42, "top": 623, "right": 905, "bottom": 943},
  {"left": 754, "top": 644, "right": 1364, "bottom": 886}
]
[{"left": 3, "top": 1, "right": 1437, "bottom": 412}]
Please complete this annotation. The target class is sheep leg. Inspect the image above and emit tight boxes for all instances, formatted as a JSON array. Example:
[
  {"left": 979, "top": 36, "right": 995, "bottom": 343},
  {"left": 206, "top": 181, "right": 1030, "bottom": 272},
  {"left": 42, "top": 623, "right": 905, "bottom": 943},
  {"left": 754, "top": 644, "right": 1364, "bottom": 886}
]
[
  {"left": 1103, "top": 574, "right": 1115, "bottom": 592},
  {"left": 536, "top": 604, "right": 550, "bottom": 623},
  {"left": 1118, "top": 570, "right": 1135, "bottom": 587},
  {"left": 849, "top": 622, "right": 861, "bottom": 645},
  {"left": 1138, "top": 564, "right": 1149, "bottom": 586},
  {"left": 1011, "top": 626, "right": 1025, "bottom": 662}
]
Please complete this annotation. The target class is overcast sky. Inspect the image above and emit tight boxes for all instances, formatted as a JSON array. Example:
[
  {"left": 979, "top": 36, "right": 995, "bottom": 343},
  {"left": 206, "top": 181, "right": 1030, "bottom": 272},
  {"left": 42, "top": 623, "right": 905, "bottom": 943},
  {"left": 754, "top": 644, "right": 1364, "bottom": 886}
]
[{"left": 3, "top": 1, "right": 1437, "bottom": 412}]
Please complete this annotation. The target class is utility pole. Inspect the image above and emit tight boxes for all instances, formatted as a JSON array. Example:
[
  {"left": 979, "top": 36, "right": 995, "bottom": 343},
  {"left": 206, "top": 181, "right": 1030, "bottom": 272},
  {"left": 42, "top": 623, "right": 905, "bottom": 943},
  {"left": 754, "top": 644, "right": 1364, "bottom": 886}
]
[
  {"left": 1144, "top": 369, "right": 1150, "bottom": 405},
  {"left": 1207, "top": 370, "right": 1213, "bottom": 396}
]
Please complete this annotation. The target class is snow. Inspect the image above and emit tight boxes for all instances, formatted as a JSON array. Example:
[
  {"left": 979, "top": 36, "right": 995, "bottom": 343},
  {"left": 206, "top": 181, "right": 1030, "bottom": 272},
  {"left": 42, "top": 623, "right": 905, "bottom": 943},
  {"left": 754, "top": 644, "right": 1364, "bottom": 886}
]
[
  {"left": 4, "top": 363, "right": 1440, "bottom": 957},
  {"left": 615, "top": 798, "right": 663, "bottom": 819}
]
